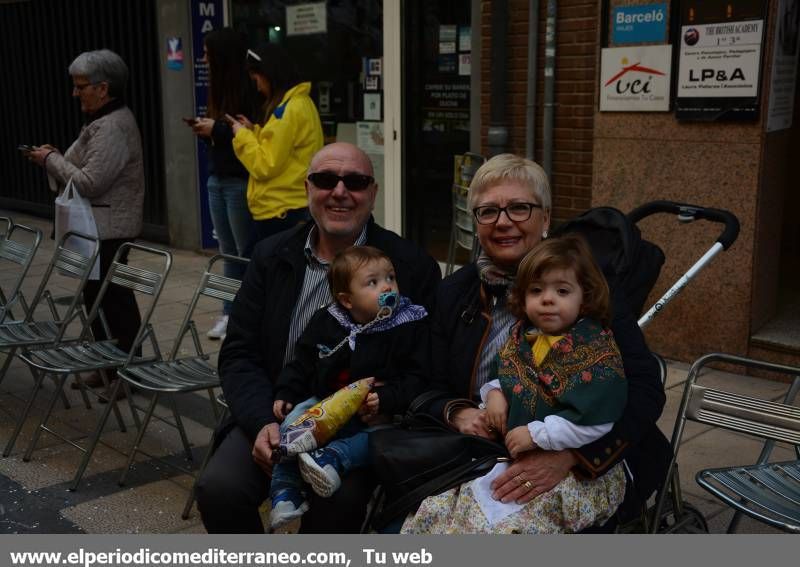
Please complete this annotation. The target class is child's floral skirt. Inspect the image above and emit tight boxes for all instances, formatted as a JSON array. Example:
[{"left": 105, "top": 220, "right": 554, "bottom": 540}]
[{"left": 401, "top": 462, "right": 625, "bottom": 534}]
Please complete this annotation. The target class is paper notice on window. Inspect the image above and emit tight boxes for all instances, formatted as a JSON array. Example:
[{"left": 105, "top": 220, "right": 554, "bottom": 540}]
[{"left": 286, "top": 2, "right": 327, "bottom": 36}]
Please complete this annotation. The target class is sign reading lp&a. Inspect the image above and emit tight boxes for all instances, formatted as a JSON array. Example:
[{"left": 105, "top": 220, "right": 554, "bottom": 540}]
[{"left": 600, "top": 45, "right": 672, "bottom": 111}]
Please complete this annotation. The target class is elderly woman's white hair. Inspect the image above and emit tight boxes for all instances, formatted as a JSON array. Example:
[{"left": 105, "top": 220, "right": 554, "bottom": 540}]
[
  {"left": 468, "top": 154, "right": 552, "bottom": 213},
  {"left": 68, "top": 49, "right": 129, "bottom": 98}
]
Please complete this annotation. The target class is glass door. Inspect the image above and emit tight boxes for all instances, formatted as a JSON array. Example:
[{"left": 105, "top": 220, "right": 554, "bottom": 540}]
[{"left": 230, "top": 0, "right": 397, "bottom": 228}]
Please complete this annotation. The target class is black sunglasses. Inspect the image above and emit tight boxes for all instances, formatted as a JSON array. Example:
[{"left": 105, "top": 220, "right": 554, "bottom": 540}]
[{"left": 307, "top": 172, "right": 375, "bottom": 191}]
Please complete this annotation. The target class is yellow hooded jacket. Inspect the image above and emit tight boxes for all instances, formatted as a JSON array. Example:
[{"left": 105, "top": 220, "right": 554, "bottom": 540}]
[{"left": 232, "top": 82, "right": 324, "bottom": 221}]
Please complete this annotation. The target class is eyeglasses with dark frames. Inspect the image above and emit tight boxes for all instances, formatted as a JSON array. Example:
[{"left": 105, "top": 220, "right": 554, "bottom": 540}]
[
  {"left": 472, "top": 202, "right": 542, "bottom": 225},
  {"left": 307, "top": 172, "right": 375, "bottom": 192}
]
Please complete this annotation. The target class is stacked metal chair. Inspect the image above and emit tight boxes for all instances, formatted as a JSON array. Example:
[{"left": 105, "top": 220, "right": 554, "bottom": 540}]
[
  {"left": 15, "top": 242, "right": 172, "bottom": 490},
  {"left": 652, "top": 353, "right": 800, "bottom": 533},
  {"left": 114, "top": 254, "right": 247, "bottom": 518},
  {"left": 1, "top": 230, "right": 100, "bottom": 456},
  {"left": 0, "top": 222, "right": 43, "bottom": 324},
  {"left": 445, "top": 152, "right": 485, "bottom": 276}
]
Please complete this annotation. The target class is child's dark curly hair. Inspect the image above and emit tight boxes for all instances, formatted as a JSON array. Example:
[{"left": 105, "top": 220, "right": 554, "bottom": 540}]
[{"left": 507, "top": 233, "right": 611, "bottom": 327}]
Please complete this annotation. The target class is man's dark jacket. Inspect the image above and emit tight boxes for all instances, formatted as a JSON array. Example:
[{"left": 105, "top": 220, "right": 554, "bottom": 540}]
[
  {"left": 275, "top": 307, "right": 430, "bottom": 417},
  {"left": 424, "top": 263, "right": 671, "bottom": 504},
  {"left": 218, "top": 218, "right": 441, "bottom": 443}
]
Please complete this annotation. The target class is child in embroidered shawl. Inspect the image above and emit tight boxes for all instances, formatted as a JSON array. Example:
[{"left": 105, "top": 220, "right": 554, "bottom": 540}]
[
  {"left": 403, "top": 234, "right": 627, "bottom": 534},
  {"left": 269, "top": 246, "right": 429, "bottom": 529}
]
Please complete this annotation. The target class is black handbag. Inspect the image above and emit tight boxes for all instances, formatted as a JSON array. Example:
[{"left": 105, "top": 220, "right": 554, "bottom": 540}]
[{"left": 368, "top": 392, "right": 509, "bottom": 528}]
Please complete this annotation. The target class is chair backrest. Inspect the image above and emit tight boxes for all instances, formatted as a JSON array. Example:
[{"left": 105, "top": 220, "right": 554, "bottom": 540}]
[
  {"left": 168, "top": 254, "right": 249, "bottom": 360},
  {"left": 0, "top": 216, "right": 11, "bottom": 239},
  {"left": 673, "top": 354, "right": 800, "bottom": 451},
  {"left": 21, "top": 230, "right": 100, "bottom": 341},
  {"left": 0, "top": 222, "right": 43, "bottom": 323},
  {"left": 82, "top": 242, "right": 172, "bottom": 365}
]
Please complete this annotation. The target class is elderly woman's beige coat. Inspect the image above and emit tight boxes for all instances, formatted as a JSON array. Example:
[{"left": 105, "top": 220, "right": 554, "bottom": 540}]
[{"left": 45, "top": 106, "right": 144, "bottom": 240}]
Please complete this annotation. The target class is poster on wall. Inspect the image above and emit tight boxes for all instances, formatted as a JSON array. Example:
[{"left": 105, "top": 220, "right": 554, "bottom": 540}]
[
  {"left": 675, "top": 0, "right": 767, "bottom": 121},
  {"left": 286, "top": 2, "right": 327, "bottom": 36},
  {"left": 599, "top": 45, "right": 672, "bottom": 111},
  {"left": 767, "top": 0, "right": 800, "bottom": 131},
  {"left": 191, "top": 0, "right": 224, "bottom": 248}
]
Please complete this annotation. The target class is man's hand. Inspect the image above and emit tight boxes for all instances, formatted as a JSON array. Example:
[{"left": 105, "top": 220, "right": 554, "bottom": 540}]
[
  {"left": 251, "top": 422, "right": 281, "bottom": 474},
  {"left": 450, "top": 407, "right": 491, "bottom": 438},
  {"left": 272, "top": 399, "right": 292, "bottom": 421},
  {"left": 485, "top": 389, "right": 508, "bottom": 437},
  {"left": 505, "top": 425, "right": 535, "bottom": 458},
  {"left": 490, "top": 449, "right": 577, "bottom": 504}
]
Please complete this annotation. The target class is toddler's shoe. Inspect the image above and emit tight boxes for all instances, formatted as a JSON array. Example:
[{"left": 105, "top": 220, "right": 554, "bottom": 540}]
[
  {"left": 269, "top": 489, "right": 309, "bottom": 530},
  {"left": 298, "top": 448, "right": 343, "bottom": 498}
]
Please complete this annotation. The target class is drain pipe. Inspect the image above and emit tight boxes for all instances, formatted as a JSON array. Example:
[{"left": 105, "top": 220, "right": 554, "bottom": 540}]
[
  {"left": 487, "top": 0, "right": 509, "bottom": 156},
  {"left": 542, "top": 0, "right": 557, "bottom": 177},
  {"left": 525, "top": 0, "right": 540, "bottom": 161}
]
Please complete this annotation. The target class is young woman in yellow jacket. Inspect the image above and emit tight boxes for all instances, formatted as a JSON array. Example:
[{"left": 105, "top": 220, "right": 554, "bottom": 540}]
[{"left": 228, "top": 43, "right": 324, "bottom": 252}]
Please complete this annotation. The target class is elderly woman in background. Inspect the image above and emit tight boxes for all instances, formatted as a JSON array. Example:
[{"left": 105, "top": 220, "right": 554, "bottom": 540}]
[
  {"left": 27, "top": 49, "right": 144, "bottom": 398},
  {"left": 414, "top": 154, "right": 670, "bottom": 532}
]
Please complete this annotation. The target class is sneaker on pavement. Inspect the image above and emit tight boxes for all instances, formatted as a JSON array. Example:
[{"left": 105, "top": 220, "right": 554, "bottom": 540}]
[
  {"left": 299, "top": 448, "right": 343, "bottom": 498},
  {"left": 206, "top": 315, "right": 229, "bottom": 340},
  {"left": 270, "top": 489, "right": 309, "bottom": 529}
]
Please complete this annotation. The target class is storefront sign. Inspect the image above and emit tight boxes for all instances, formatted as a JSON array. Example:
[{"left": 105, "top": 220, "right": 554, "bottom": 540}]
[
  {"left": 675, "top": 0, "right": 766, "bottom": 121},
  {"left": 612, "top": 3, "right": 668, "bottom": 44},
  {"left": 286, "top": 2, "right": 327, "bottom": 36},
  {"left": 356, "top": 121, "right": 384, "bottom": 155},
  {"left": 191, "top": 0, "right": 224, "bottom": 248},
  {"left": 599, "top": 45, "right": 672, "bottom": 111},
  {"left": 767, "top": 0, "right": 800, "bottom": 131},
  {"left": 422, "top": 82, "right": 470, "bottom": 131}
]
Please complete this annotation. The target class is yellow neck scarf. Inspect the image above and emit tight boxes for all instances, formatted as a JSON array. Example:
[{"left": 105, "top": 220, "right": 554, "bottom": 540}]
[{"left": 524, "top": 331, "right": 565, "bottom": 366}]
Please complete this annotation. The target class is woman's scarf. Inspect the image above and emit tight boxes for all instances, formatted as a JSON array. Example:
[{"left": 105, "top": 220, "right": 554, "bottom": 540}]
[
  {"left": 475, "top": 252, "right": 516, "bottom": 298},
  {"left": 84, "top": 97, "right": 126, "bottom": 125}
]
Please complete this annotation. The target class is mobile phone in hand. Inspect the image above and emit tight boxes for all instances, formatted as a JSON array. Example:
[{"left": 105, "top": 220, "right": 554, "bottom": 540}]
[
  {"left": 17, "top": 144, "right": 35, "bottom": 153},
  {"left": 182, "top": 117, "right": 198, "bottom": 126}
]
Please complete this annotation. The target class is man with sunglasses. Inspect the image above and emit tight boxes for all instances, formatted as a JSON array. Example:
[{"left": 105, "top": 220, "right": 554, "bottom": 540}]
[{"left": 197, "top": 142, "right": 441, "bottom": 533}]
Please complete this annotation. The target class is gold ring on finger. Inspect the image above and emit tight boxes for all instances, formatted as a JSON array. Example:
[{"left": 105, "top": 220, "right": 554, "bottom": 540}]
[
  {"left": 515, "top": 475, "right": 525, "bottom": 485},
  {"left": 524, "top": 481, "right": 533, "bottom": 491}
]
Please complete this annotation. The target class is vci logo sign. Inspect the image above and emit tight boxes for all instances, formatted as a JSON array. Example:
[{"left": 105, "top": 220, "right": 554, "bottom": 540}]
[{"left": 604, "top": 57, "right": 666, "bottom": 94}]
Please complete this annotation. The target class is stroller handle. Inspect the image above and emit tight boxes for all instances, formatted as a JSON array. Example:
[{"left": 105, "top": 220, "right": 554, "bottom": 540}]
[{"left": 628, "top": 200, "right": 740, "bottom": 250}]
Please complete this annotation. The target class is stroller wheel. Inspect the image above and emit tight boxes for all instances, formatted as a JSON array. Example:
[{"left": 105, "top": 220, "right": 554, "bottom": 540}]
[{"left": 656, "top": 500, "right": 709, "bottom": 534}]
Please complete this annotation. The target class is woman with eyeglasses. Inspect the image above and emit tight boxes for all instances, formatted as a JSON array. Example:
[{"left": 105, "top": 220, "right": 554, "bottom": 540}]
[
  {"left": 228, "top": 43, "right": 323, "bottom": 253},
  {"left": 399, "top": 154, "right": 669, "bottom": 533},
  {"left": 25, "top": 49, "right": 144, "bottom": 400},
  {"left": 189, "top": 28, "right": 260, "bottom": 341}
]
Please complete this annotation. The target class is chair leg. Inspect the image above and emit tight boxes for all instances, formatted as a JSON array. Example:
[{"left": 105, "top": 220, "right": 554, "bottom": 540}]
[
  {"left": 169, "top": 394, "right": 193, "bottom": 462},
  {"left": 22, "top": 372, "right": 68, "bottom": 462},
  {"left": 207, "top": 388, "right": 220, "bottom": 420},
  {"left": 99, "top": 368, "right": 127, "bottom": 434},
  {"left": 69, "top": 379, "right": 124, "bottom": 491},
  {"left": 122, "top": 381, "right": 141, "bottom": 432},
  {"left": 2, "top": 367, "right": 48, "bottom": 457},
  {"left": 0, "top": 346, "right": 18, "bottom": 387},
  {"left": 118, "top": 391, "right": 159, "bottom": 486}
]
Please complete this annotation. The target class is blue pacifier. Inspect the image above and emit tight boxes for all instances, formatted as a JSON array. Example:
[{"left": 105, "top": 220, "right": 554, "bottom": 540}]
[{"left": 377, "top": 291, "right": 399, "bottom": 319}]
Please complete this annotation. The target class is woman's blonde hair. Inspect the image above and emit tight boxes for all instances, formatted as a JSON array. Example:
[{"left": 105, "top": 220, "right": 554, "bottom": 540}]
[
  {"left": 508, "top": 233, "right": 611, "bottom": 327},
  {"left": 468, "top": 154, "right": 552, "bottom": 212}
]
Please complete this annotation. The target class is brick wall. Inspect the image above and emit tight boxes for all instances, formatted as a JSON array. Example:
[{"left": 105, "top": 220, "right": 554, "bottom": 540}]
[{"left": 480, "top": 0, "right": 598, "bottom": 225}]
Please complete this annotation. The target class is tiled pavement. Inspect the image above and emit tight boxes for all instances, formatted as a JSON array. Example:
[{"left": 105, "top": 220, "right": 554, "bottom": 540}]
[{"left": 0, "top": 210, "right": 795, "bottom": 534}]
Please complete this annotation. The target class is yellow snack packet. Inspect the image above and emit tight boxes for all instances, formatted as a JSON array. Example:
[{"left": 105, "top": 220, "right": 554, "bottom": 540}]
[{"left": 279, "top": 378, "right": 372, "bottom": 457}]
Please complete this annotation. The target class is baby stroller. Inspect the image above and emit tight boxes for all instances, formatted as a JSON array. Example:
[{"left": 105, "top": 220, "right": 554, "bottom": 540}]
[{"left": 557, "top": 200, "right": 739, "bottom": 533}]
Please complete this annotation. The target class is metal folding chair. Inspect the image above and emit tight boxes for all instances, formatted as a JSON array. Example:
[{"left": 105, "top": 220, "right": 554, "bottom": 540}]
[
  {"left": 1, "top": 231, "right": 100, "bottom": 456},
  {"left": 652, "top": 353, "right": 800, "bottom": 533},
  {"left": 0, "top": 222, "right": 43, "bottom": 324},
  {"left": 445, "top": 152, "right": 485, "bottom": 276},
  {"left": 16, "top": 242, "right": 172, "bottom": 490},
  {"left": 114, "top": 254, "right": 247, "bottom": 518}
]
